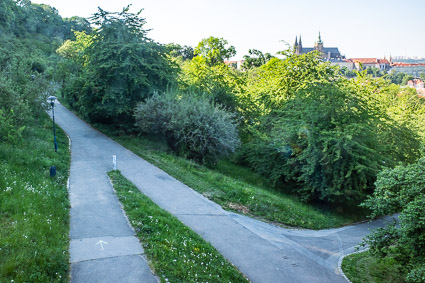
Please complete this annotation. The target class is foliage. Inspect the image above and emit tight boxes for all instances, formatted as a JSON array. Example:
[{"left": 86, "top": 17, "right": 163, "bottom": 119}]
[
  {"left": 165, "top": 43, "right": 195, "bottom": 60},
  {"left": 237, "top": 51, "right": 337, "bottom": 123},
  {"left": 0, "top": 35, "right": 58, "bottom": 142},
  {"left": 240, "top": 81, "right": 399, "bottom": 204},
  {"left": 402, "top": 75, "right": 415, "bottom": 86},
  {"left": 180, "top": 56, "right": 244, "bottom": 110},
  {"left": 60, "top": 6, "right": 177, "bottom": 128},
  {"left": 134, "top": 92, "right": 239, "bottom": 164},
  {"left": 362, "top": 158, "right": 425, "bottom": 282},
  {"left": 194, "top": 36, "right": 236, "bottom": 66},
  {"left": 238, "top": 64, "right": 422, "bottom": 205},
  {"left": 56, "top": 31, "right": 94, "bottom": 64},
  {"left": 0, "top": 114, "right": 70, "bottom": 282},
  {"left": 366, "top": 67, "right": 384, "bottom": 78},
  {"left": 242, "top": 49, "right": 274, "bottom": 70},
  {"left": 339, "top": 66, "right": 357, "bottom": 78},
  {"left": 386, "top": 70, "right": 409, "bottom": 85},
  {"left": 0, "top": 0, "right": 85, "bottom": 41},
  {"left": 108, "top": 170, "right": 248, "bottom": 282}
]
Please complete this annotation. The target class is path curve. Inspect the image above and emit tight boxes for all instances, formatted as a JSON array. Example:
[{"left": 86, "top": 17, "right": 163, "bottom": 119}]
[{"left": 54, "top": 102, "right": 393, "bottom": 283}]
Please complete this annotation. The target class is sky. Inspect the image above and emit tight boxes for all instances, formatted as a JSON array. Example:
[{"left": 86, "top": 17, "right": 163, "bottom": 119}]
[{"left": 31, "top": 0, "right": 425, "bottom": 60}]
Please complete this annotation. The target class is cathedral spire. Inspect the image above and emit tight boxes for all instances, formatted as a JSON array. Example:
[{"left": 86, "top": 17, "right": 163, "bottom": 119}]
[
  {"left": 299, "top": 35, "right": 302, "bottom": 48},
  {"left": 294, "top": 35, "right": 298, "bottom": 47},
  {"left": 317, "top": 31, "right": 323, "bottom": 44}
]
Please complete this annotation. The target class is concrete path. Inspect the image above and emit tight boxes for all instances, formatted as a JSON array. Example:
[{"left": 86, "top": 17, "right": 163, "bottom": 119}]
[
  {"left": 53, "top": 102, "right": 394, "bottom": 283},
  {"left": 53, "top": 102, "right": 158, "bottom": 283}
]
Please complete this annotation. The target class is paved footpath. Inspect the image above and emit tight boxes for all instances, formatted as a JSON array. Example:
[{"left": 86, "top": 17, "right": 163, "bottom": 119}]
[{"left": 54, "top": 102, "right": 394, "bottom": 283}]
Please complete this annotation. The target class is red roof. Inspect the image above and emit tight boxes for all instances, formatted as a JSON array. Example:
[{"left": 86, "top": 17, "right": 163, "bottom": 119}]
[
  {"left": 351, "top": 58, "right": 379, "bottom": 64},
  {"left": 350, "top": 58, "right": 390, "bottom": 64},
  {"left": 392, "top": 62, "right": 425, "bottom": 67}
]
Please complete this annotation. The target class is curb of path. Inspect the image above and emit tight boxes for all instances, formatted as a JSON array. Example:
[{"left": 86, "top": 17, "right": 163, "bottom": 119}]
[{"left": 337, "top": 248, "right": 369, "bottom": 283}]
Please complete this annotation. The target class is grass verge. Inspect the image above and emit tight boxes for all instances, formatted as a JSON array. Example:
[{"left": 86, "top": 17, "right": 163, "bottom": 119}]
[
  {"left": 103, "top": 131, "right": 365, "bottom": 230},
  {"left": 108, "top": 170, "right": 248, "bottom": 282},
  {"left": 341, "top": 250, "right": 406, "bottom": 283},
  {"left": 0, "top": 113, "right": 70, "bottom": 282}
]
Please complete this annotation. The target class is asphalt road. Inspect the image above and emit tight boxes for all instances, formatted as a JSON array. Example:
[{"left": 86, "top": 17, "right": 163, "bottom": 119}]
[{"left": 53, "top": 102, "right": 393, "bottom": 283}]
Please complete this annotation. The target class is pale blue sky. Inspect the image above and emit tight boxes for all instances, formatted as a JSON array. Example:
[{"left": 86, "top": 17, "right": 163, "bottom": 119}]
[{"left": 32, "top": 0, "right": 425, "bottom": 60}]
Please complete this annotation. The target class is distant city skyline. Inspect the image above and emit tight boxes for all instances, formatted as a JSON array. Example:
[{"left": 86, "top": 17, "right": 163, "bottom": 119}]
[{"left": 31, "top": 0, "right": 425, "bottom": 60}]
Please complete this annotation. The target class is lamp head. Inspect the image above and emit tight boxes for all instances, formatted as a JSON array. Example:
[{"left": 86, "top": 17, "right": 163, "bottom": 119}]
[{"left": 48, "top": 96, "right": 57, "bottom": 106}]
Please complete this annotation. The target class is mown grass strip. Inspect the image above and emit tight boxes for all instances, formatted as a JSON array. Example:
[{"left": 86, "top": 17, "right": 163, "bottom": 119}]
[
  {"left": 341, "top": 250, "right": 406, "bottom": 283},
  {"left": 108, "top": 170, "right": 248, "bottom": 283},
  {"left": 105, "top": 132, "right": 365, "bottom": 230},
  {"left": 0, "top": 114, "right": 70, "bottom": 282}
]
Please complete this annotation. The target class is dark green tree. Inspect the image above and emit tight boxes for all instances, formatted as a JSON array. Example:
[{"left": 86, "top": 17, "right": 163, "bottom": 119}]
[
  {"left": 402, "top": 74, "right": 414, "bottom": 85},
  {"left": 165, "top": 43, "right": 194, "bottom": 60},
  {"left": 66, "top": 6, "right": 177, "bottom": 128}
]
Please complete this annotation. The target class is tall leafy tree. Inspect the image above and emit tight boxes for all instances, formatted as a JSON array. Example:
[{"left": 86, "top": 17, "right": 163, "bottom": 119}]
[
  {"left": 66, "top": 6, "right": 177, "bottom": 127},
  {"left": 194, "top": 36, "right": 236, "bottom": 66}
]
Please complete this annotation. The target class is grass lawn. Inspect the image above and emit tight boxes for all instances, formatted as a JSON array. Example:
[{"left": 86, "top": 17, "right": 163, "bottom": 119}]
[
  {"left": 98, "top": 128, "right": 366, "bottom": 230},
  {"left": 341, "top": 251, "right": 406, "bottom": 283},
  {"left": 0, "top": 113, "right": 70, "bottom": 282},
  {"left": 108, "top": 170, "right": 248, "bottom": 282}
]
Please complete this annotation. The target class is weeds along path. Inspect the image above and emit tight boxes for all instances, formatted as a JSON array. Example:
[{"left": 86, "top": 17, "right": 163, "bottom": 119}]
[{"left": 54, "top": 102, "right": 392, "bottom": 283}]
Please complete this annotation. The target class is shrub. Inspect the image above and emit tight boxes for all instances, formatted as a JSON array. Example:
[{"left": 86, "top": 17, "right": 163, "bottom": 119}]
[
  {"left": 362, "top": 158, "right": 425, "bottom": 282},
  {"left": 134, "top": 92, "right": 239, "bottom": 164}
]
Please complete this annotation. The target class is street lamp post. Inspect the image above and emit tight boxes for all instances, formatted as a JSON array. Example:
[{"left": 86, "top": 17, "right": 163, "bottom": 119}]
[{"left": 48, "top": 96, "right": 58, "bottom": 152}]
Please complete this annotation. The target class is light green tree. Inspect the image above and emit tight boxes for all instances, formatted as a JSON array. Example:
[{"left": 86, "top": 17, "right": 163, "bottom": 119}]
[{"left": 194, "top": 36, "right": 236, "bottom": 66}]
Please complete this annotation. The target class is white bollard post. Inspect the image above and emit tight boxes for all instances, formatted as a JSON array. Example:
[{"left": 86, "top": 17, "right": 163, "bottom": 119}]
[{"left": 113, "top": 155, "right": 117, "bottom": 170}]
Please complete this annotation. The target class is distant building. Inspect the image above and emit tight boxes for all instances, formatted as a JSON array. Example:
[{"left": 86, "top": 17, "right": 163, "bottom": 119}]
[
  {"left": 407, "top": 78, "right": 425, "bottom": 96},
  {"left": 294, "top": 32, "right": 344, "bottom": 60},
  {"left": 224, "top": 60, "right": 244, "bottom": 70},
  {"left": 347, "top": 58, "right": 391, "bottom": 71},
  {"left": 330, "top": 59, "right": 355, "bottom": 71},
  {"left": 391, "top": 62, "right": 425, "bottom": 77}
]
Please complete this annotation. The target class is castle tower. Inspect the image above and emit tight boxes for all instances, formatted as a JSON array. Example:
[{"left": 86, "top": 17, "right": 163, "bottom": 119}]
[
  {"left": 294, "top": 35, "right": 298, "bottom": 54},
  {"left": 314, "top": 31, "right": 324, "bottom": 53},
  {"left": 299, "top": 35, "right": 303, "bottom": 51},
  {"left": 294, "top": 35, "right": 303, "bottom": 55}
]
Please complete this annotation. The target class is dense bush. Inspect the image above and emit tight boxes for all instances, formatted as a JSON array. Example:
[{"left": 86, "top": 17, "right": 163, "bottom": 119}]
[
  {"left": 362, "top": 158, "right": 425, "bottom": 282},
  {"left": 134, "top": 92, "right": 239, "bottom": 164},
  {"left": 0, "top": 35, "right": 56, "bottom": 142},
  {"left": 239, "top": 81, "right": 419, "bottom": 204}
]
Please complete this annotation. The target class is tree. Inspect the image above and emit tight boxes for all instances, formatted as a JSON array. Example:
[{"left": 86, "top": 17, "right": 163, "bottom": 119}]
[
  {"left": 241, "top": 81, "right": 408, "bottom": 204},
  {"left": 62, "top": 16, "right": 91, "bottom": 40},
  {"left": 165, "top": 43, "right": 194, "bottom": 60},
  {"left": 241, "top": 49, "right": 274, "bottom": 70},
  {"left": 180, "top": 55, "right": 244, "bottom": 110},
  {"left": 63, "top": 6, "right": 177, "bottom": 128},
  {"left": 386, "top": 70, "right": 407, "bottom": 85},
  {"left": 402, "top": 74, "right": 414, "bottom": 85},
  {"left": 194, "top": 36, "right": 236, "bottom": 66},
  {"left": 237, "top": 51, "right": 337, "bottom": 123}
]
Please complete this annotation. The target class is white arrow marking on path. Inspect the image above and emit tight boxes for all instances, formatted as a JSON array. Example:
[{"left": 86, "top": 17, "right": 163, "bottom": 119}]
[{"left": 96, "top": 240, "right": 108, "bottom": 251}]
